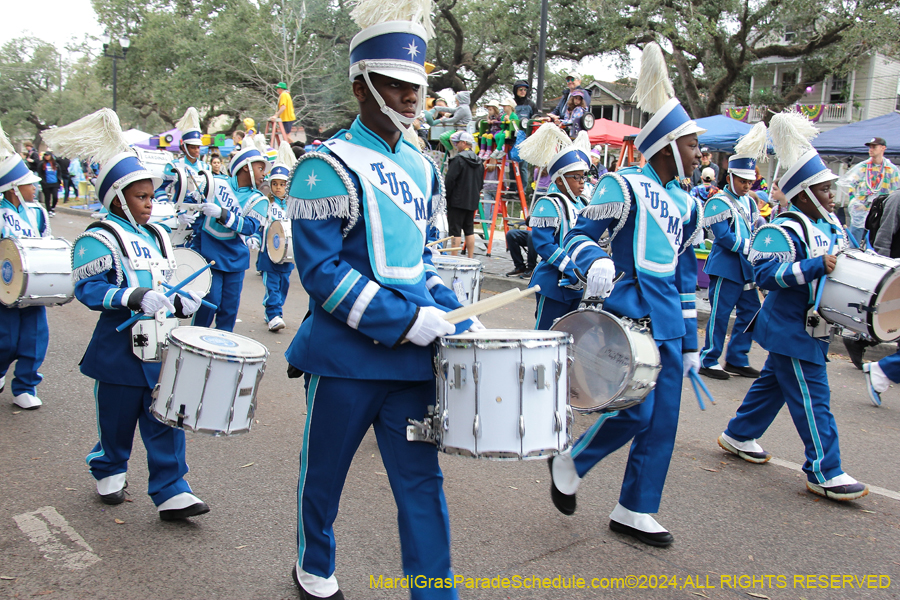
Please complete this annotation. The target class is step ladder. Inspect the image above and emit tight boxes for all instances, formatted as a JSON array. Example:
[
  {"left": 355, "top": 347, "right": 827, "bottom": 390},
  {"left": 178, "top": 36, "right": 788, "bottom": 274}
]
[
  {"left": 618, "top": 134, "right": 645, "bottom": 169},
  {"left": 480, "top": 152, "right": 530, "bottom": 257},
  {"left": 264, "top": 119, "right": 289, "bottom": 149}
]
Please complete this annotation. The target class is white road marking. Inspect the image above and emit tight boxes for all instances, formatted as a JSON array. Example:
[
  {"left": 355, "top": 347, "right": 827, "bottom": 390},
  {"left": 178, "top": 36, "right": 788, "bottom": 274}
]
[
  {"left": 13, "top": 506, "right": 101, "bottom": 570},
  {"left": 769, "top": 458, "right": 900, "bottom": 501}
]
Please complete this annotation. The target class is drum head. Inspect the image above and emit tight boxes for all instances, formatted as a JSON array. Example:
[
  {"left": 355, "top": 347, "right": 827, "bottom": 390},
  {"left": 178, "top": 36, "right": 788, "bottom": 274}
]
[
  {"left": 266, "top": 221, "right": 290, "bottom": 263},
  {"left": 170, "top": 248, "right": 212, "bottom": 296},
  {"left": 0, "top": 238, "right": 25, "bottom": 307},
  {"left": 874, "top": 268, "right": 900, "bottom": 342},
  {"left": 433, "top": 256, "right": 481, "bottom": 271},
  {"left": 551, "top": 309, "right": 633, "bottom": 412},
  {"left": 169, "top": 326, "right": 268, "bottom": 358}
]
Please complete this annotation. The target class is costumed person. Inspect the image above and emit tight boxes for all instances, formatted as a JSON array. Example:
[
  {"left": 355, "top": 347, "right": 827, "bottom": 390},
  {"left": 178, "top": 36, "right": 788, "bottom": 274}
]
[
  {"left": 437, "top": 91, "right": 472, "bottom": 153},
  {"left": 840, "top": 136, "right": 899, "bottom": 247},
  {"left": 549, "top": 42, "right": 704, "bottom": 547},
  {"left": 44, "top": 109, "right": 209, "bottom": 519},
  {"left": 283, "top": 0, "right": 482, "bottom": 596},
  {"left": 717, "top": 110, "right": 869, "bottom": 502},
  {"left": 444, "top": 131, "right": 483, "bottom": 259},
  {"left": 698, "top": 122, "right": 767, "bottom": 380},
  {"left": 256, "top": 141, "right": 295, "bottom": 332},
  {"left": 517, "top": 123, "right": 591, "bottom": 330},
  {"left": 189, "top": 134, "right": 268, "bottom": 332},
  {"left": 0, "top": 121, "right": 49, "bottom": 410},
  {"left": 243, "top": 118, "right": 258, "bottom": 137}
]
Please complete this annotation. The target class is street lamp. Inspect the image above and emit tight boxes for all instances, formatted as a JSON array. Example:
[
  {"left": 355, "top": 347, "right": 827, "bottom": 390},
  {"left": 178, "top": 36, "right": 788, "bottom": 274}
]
[{"left": 102, "top": 33, "right": 130, "bottom": 113}]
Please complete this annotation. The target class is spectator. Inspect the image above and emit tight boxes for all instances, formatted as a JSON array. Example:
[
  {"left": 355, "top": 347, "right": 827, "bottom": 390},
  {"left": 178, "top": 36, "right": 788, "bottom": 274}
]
[
  {"left": 769, "top": 179, "right": 790, "bottom": 218},
  {"left": 690, "top": 148, "right": 720, "bottom": 186},
  {"left": 290, "top": 143, "right": 305, "bottom": 160},
  {"left": 840, "top": 136, "right": 900, "bottom": 246},
  {"left": 56, "top": 155, "right": 78, "bottom": 203},
  {"left": 477, "top": 101, "right": 502, "bottom": 158},
  {"left": 690, "top": 167, "right": 719, "bottom": 203},
  {"left": 549, "top": 74, "right": 589, "bottom": 122},
  {"left": 444, "top": 131, "right": 484, "bottom": 258},
  {"left": 505, "top": 228, "right": 537, "bottom": 277},
  {"left": 512, "top": 80, "right": 537, "bottom": 122},
  {"left": 210, "top": 155, "right": 224, "bottom": 176},
  {"left": 496, "top": 98, "right": 521, "bottom": 155},
  {"left": 751, "top": 165, "right": 768, "bottom": 192},
  {"left": 559, "top": 89, "right": 589, "bottom": 138},
  {"left": 589, "top": 147, "right": 608, "bottom": 183},
  {"left": 232, "top": 130, "right": 245, "bottom": 149},
  {"left": 269, "top": 82, "right": 295, "bottom": 143},
  {"left": 23, "top": 142, "right": 40, "bottom": 173},
  {"left": 437, "top": 91, "right": 472, "bottom": 152},
  {"left": 39, "top": 152, "right": 60, "bottom": 215},
  {"left": 424, "top": 97, "right": 448, "bottom": 126}
]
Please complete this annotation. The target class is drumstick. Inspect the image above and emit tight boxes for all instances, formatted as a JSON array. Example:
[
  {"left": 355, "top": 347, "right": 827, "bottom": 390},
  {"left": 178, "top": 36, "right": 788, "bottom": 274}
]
[
  {"left": 159, "top": 282, "right": 218, "bottom": 310},
  {"left": 442, "top": 286, "right": 540, "bottom": 324},
  {"left": 688, "top": 368, "right": 716, "bottom": 409},
  {"left": 426, "top": 237, "right": 452, "bottom": 247},
  {"left": 116, "top": 261, "right": 215, "bottom": 332},
  {"left": 435, "top": 247, "right": 462, "bottom": 253}
]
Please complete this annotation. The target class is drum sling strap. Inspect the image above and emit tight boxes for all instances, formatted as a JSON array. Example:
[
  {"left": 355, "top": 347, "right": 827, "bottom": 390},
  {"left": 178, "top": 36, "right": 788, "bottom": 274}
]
[{"left": 87, "top": 221, "right": 171, "bottom": 260}]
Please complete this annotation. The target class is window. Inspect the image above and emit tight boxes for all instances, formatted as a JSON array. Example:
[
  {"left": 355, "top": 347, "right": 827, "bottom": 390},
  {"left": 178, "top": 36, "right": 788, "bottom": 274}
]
[
  {"left": 780, "top": 71, "right": 797, "bottom": 96},
  {"left": 830, "top": 75, "right": 847, "bottom": 103},
  {"left": 784, "top": 29, "right": 796, "bottom": 43}
]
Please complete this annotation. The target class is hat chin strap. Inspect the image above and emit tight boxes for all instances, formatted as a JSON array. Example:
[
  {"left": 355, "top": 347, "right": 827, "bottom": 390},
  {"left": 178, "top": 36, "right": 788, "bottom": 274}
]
[
  {"left": 669, "top": 140, "right": 687, "bottom": 181},
  {"left": 113, "top": 189, "right": 141, "bottom": 229},
  {"left": 806, "top": 190, "right": 840, "bottom": 228},
  {"left": 360, "top": 65, "right": 422, "bottom": 138}
]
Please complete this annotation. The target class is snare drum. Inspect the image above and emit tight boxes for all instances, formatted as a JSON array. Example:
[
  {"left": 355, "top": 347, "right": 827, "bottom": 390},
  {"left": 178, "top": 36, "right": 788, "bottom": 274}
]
[
  {"left": 266, "top": 220, "right": 293, "bottom": 264},
  {"left": 433, "top": 330, "right": 572, "bottom": 460},
  {"left": 551, "top": 307, "right": 660, "bottom": 413},
  {"left": 151, "top": 327, "right": 269, "bottom": 435},
  {"left": 819, "top": 249, "right": 900, "bottom": 342},
  {"left": 433, "top": 256, "right": 482, "bottom": 306},
  {"left": 0, "top": 237, "right": 74, "bottom": 307},
  {"left": 170, "top": 248, "right": 212, "bottom": 296}
]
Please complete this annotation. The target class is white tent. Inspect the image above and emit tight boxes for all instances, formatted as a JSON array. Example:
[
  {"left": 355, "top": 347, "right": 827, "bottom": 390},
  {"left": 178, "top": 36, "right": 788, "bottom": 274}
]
[{"left": 121, "top": 128, "right": 153, "bottom": 146}]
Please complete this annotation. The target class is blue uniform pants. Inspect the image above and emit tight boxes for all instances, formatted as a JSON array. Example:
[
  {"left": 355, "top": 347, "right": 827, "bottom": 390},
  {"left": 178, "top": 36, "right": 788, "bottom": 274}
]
[
  {"left": 877, "top": 349, "right": 900, "bottom": 382},
  {"left": 571, "top": 339, "right": 682, "bottom": 514},
  {"left": 700, "top": 275, "right": 760, "bottom": 369},
  {"left": 0, "top": 305, "right": 48, "bottom": 396},
  {"left": 298, "top": 375, "right": 456, "bottom": 600},
  {"left": 262, "top": 270, "right": 291, "bottom": 321},
  {"left": 534, "top": 295, "right": 580, "bottom": 331},
  {"left": 87, "top": 382, "right": 192, "bottom": 506},
  {"left": 725, "top": 352, "right": 844, "bottom": 484},
  {"left": 192, "top": 269, "right": 244, "bottom": 332}
]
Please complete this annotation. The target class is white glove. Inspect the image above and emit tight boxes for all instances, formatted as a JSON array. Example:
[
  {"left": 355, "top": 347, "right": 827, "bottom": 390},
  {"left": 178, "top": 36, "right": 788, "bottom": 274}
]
[
  {"left": 178, "top": 291, "right": 202, "bottom": 316},
  {"left": 586, "top": 258, "right": 615, "bottom": 298},
  {"left": 246, "top": 237, "right": 260, "bottom": 250},
  {"left": 201, "top": 203, "right": 224, "bottom": 219},
  {"left": 405, "top": 306, "right": 455, "bottom": 347},
  {"left": 177, "top": 211, "right": 197, "bottom": 226},
  {"left": 140, "top": 290, "right": 176, "bottom": 316},
  {"left": 683, "top": 351, "right": 700, "bottom": 377},
  {"left": 467, "top": 316, "right": 486, "bottom": 332}
]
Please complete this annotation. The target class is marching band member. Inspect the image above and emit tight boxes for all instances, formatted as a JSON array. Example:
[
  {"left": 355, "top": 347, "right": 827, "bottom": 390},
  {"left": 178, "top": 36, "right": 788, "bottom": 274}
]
[
  {"left": 256, "top": 141, "right": 295, "bottom": 332},
  {"left": 284, "top": 0, "right": 477, "bottom": 596},
  {"left": 549, "top": 43, "right": 704, "bottom": 547},
  {"left": 717, "top": 111, "right": 869, "bottom": 501},
  {"left": 189, "top": 135, "right": 268, "bottom": 332},
  {"left": 516, "top": 123, "right": 591, "bottom": 329},
  {"left": 44, "top": 109, "right": 208, "bottom": 518},
  {"left": 0, "top": 122, "right": 49, "bottom": 410},
  {"left": 154, "top": 107, "right": 210, "bottom": 202},
  {"left": 698, "top": 122, "right": 768, "bottom": 380}
]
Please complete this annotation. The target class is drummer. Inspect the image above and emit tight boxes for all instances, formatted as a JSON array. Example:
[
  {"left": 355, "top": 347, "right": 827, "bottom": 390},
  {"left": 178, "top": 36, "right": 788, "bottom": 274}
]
[
  {"left": 549, "top": 43, "right": 703, "bottom": 547},
  {"left": 0, "top": 122, "right": 49, "bottom": 410},
  {"left": 254, "top": 141, "right": 295, "bottom": 332},
  {"left": 515, "top": 123, "right": 590, "bottom": 329},
  {"left": 45, "top": 109, "right": 209, "bottom": 518},
  {"left": 717, "top": 111, "right": 868, "bottom": 502},
  {"left": 155, "top": 106, "right": 210, "bottom": 202}
]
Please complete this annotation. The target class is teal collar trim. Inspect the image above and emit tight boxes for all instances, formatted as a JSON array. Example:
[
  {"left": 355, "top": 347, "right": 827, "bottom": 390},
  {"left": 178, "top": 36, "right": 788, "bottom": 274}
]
[{"left": 350, "top": 117, "right": 404, "bottom": 155}]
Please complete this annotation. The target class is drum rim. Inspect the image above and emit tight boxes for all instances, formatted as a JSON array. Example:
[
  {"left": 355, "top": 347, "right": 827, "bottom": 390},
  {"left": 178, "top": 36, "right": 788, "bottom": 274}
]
[
  {"left": 167, "top": 326, "right": 269, "bottom": 359},
  {"left": 266, "top": 220, "right": 292, "bottom": 263},
  {"left": 171, "top": 247, "right": 212, "bottom": 296},
  {"left": 440, "top": 329, "right": 571, "bottom": 347},
  {"left": 870, "top": 262, "right": 900, "bottom": 342},
  {"left": 0, "top": 237, "right": 73, "bottom": 307},
  {"left": 432, "top": 256, "right": 482, "bottom": 268}
]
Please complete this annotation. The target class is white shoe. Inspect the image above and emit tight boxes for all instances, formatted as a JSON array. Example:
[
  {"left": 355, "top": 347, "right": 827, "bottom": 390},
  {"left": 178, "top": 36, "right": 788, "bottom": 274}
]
[
  {"left": 267, "top": 316, "right": 285, "bottom": 331},
  {"left": 0, "top": 375, "right": 5, "bottom": 394},
  {"left": 13, "top": 392, "right": 42, "bottom": 410}
]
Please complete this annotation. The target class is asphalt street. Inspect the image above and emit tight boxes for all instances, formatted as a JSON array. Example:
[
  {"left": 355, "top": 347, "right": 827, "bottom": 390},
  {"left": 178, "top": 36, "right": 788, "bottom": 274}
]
[{"left": 1, "top": 210, "right": 898, "bottom": 600}]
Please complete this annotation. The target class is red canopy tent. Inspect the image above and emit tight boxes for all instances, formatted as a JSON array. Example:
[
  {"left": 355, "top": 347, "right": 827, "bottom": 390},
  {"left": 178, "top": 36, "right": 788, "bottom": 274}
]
[{"left": 587, "top": 118, "right": 640, "bottom": 147}]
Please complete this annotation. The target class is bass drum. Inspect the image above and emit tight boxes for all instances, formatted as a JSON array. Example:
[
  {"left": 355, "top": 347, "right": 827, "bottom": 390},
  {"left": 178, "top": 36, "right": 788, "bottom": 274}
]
[{"left": 551, "top": 307, "right": 660, "bottom": 413}]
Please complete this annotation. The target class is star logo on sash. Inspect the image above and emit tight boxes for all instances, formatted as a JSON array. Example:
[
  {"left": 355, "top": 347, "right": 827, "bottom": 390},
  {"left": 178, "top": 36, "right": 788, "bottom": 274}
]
[
  {"left": 78, "top": 246, "right": 86, "bottom": 258},
  {"left": 594, "top": 186, "right": 607, "bottom": 200},
  {"left": 763, "top": 234, "right": 772, "bottom": 246},
  {"left": 405, "top": 41, "right": 419, "bottom": 60},
  {"left": 306, "top": 171, "right": 319, "bottom": 189}
]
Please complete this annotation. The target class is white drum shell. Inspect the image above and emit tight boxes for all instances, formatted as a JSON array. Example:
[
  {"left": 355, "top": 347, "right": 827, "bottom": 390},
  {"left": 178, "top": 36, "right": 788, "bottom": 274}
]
[
  {"left": 0, "top": 237, "right": 74, "bottom": 307},
  {"left": 266, "top": 220, "right": 293, "bottom": 264},
  {"left": 170, "top": 247, "right": 212, "bottom": 296},
  {"left": 151, "top": 327, "right": 269, "bottom": 436},
  {"left": 436, "top": 330, "right": 571, "bottom": 460},
  {"left": 819, "top": 249, "right": 900, "bottom": 342},
  {"left": 433, "top": 256, "right": 482, "bottom": 306}
]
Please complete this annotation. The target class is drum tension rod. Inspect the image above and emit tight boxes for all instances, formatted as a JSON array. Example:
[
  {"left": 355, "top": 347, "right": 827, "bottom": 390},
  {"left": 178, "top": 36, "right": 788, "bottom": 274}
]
[{"left": 176, "top": 404, "right": 187, "bottom": 429}]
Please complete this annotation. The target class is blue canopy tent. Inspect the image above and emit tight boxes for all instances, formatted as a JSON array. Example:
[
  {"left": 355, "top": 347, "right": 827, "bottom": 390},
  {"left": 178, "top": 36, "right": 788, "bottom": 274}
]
[
  {"left": 696, "top": 115, "right": 754, "bottom": 153},
  {"left": 812, "top": 113, "right": 900, "bottom": 158}
]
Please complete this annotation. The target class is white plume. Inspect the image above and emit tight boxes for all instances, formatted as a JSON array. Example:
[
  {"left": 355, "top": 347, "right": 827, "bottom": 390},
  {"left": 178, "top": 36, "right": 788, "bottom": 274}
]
[
  {"left": 252, "top": 134, "right": 270, "bottom": 155},
  {"left": 350, "top": 0, "right": 434, "bottom": 39},
  {"left": 769, "top": 110, "right": 818, "bottom": 168},
  {"left": 632, "top": 42, "right": 675, "bottom": 115},
  {"left": 0, "top": 120, "right": 16, "bottom": 160},
  {"left": 734, "top": 121, "right": 769, "bottom": 163},
  {"left": 176, "top": 107, "right": 201, "bottom": 133},
  {"left": 42, "top": 108, "right": 132, "bottom": 165},
  {"left": 517, "top": 122, "right": 572, "bottom": 168},
  {"left": 572, "top": 130, "right": 592, "bottom": 155},
  {"left": 276, "top": 141, "right": 296, "bottom": 169}
]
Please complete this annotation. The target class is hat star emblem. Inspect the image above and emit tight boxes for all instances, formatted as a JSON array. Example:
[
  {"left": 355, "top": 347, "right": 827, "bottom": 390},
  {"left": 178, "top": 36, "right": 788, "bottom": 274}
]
[
  {"left": 594, "top": 185, "right": 607, "bottom": 200},
  {"left": 306, "top": 170, "right": 319, "bottom": 189},
  {"left": 763, "top": 234, "right": 772, "bottom": 247},
  {"left": 78, "top": 246, "right": 86, "bottom": 258},
  {"left": 404, "top": 41, "right": 419, "bottom": 60}
]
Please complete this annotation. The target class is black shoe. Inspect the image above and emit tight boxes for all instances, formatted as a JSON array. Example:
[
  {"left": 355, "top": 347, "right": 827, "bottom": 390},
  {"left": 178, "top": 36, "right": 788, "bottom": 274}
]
[
  {"left": 548, "top": 457, "right": 576, "bottom": 516},
  {"left": 698, "top": 366, "right": 730, "bottom": 380},
  {"left": 99, "top": 481, "right": 128, "bottom": 506},
  {"left": 292, "top": 565, "right": 345, "bottom": 599},
  {"left": 159, "top": 501, "right": 210, "bottom": 521},
  {"left": 609, "top": 520, "right": 674, "bottom": 547},
  {"left": 506, "top": 268, "right": 525, "bottom": 277},
  {"left": 519, "top": 269, "right": 533, "bottom": 279},
  {"left": 843, "top": 337, "right": 866, "bottom": 370},
  {"left": 724, "top": 363, "right": 760, "bottom": 378}
]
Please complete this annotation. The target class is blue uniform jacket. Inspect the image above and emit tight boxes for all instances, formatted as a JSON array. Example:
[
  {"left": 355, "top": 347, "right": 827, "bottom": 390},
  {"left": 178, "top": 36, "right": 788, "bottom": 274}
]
[
  {"left": 562, "top": 165, "right": 700, "bottom": 349},
  {"left": 285, "top": 118, "right": 469, "bottom": 381},
  {"left": 529, "top": 192, "right": 585, "bottom": 303},
  {"left": 190, "top": 181, "right": 265, "bottom": 273},
  {"left": 255, "top": 195, "right": 295, "bottom": 274},
  {"left": 703, "top": 186, "right": 757, "bottom": 284}
]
